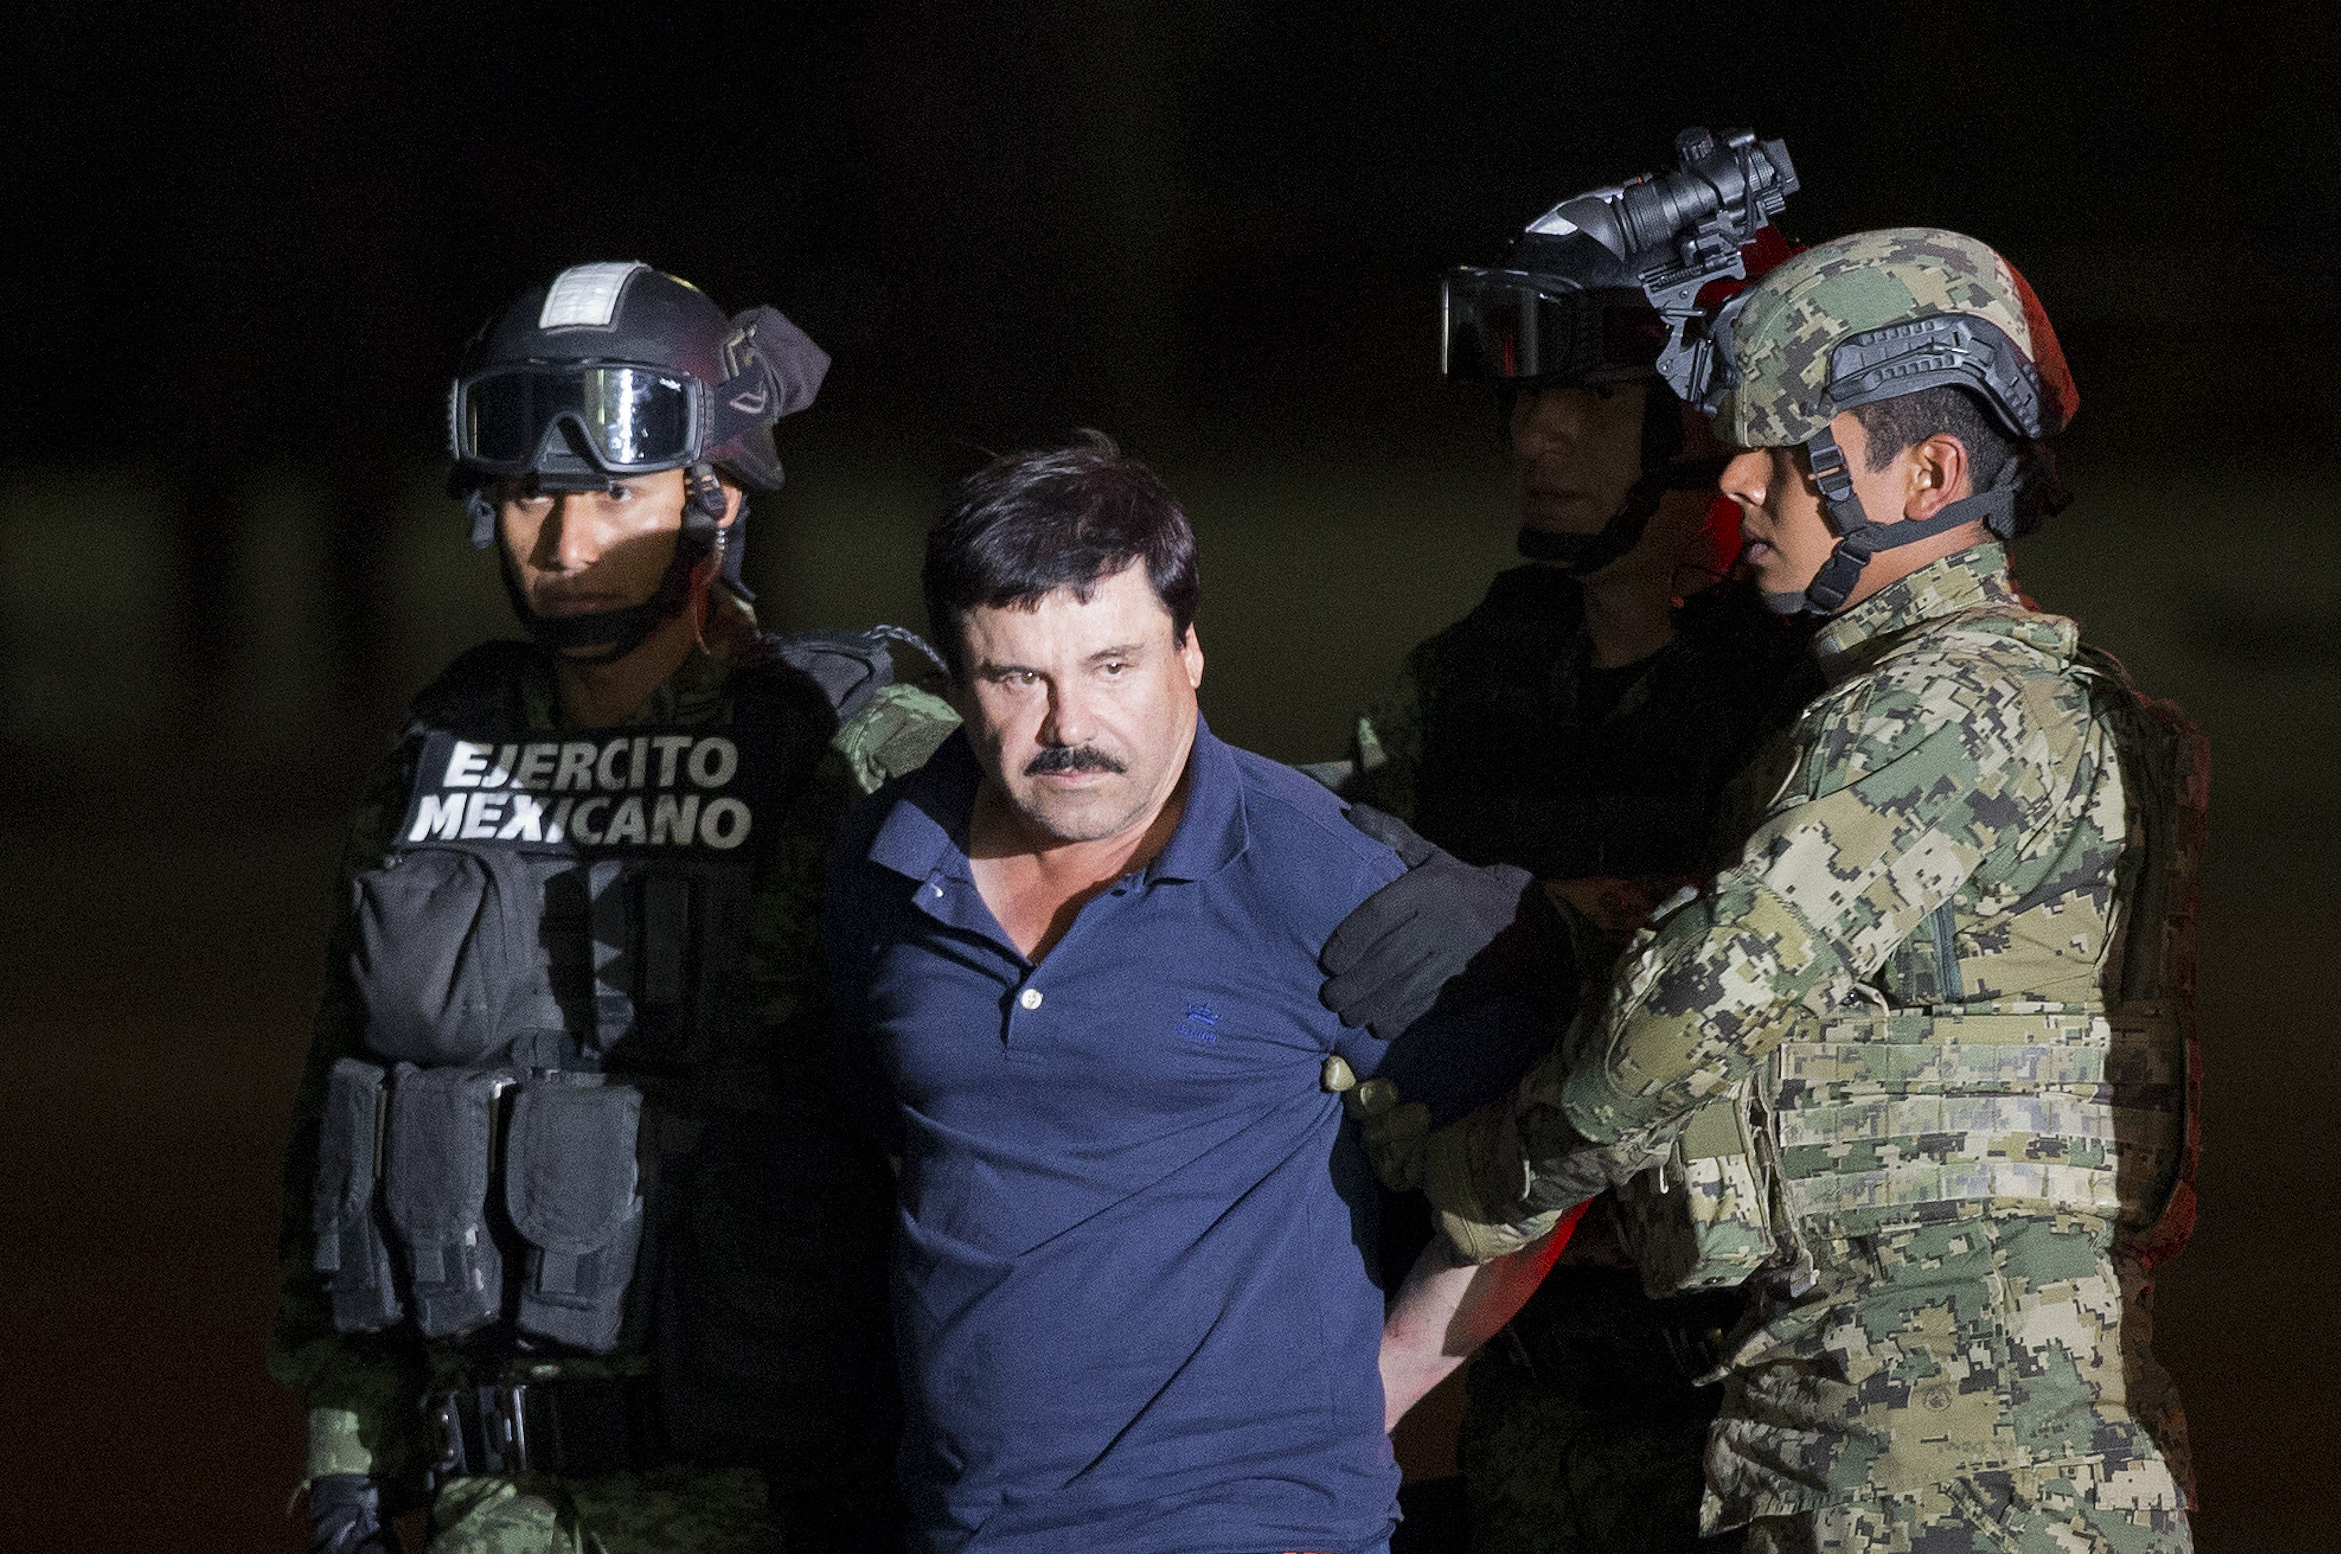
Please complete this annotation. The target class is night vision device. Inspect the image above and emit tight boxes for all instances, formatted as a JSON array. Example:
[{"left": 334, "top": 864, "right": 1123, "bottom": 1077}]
[{"left": 1533, "top": 127, "right": 1797, "bottom": 408}]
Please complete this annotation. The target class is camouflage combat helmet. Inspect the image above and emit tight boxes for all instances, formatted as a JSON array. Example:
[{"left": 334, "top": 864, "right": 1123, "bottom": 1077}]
[{"left": 1703, "top": 228, "right": 2077, "bottom": 613}]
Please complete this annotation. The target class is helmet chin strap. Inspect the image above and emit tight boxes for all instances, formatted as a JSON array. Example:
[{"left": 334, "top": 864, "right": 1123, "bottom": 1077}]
[
  {"left": 1515, "top": 455, "right": 1732, "bottom": 576},
  {"left": 1516, "top": 385, "right": 1721, "bottom": 577},
  {"left": 479, "top": 465, "right": 736, "bottom": 663},
  {"left": 1515, "top": 475, "right": 1657, "bottom": 573},
  {"left": 1773, "top": 426, "right": 2021, "bottom": 616}
]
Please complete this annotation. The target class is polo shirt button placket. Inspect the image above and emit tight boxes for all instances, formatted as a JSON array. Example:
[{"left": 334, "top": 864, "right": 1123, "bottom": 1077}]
[{"left": 1018, "top": 987, "right": 1043, "bottom": 1011}]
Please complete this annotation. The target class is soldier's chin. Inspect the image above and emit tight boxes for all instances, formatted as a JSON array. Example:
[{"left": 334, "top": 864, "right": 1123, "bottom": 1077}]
[
  {"left": 1747, "top": 547, "right": 1807, "bottom": 591},
  {"left": 1518, "top": 502, "right": 1605, "bottom": 536}
]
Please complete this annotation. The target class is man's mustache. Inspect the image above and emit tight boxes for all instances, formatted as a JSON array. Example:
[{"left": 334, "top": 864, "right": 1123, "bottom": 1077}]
[{"left": 1025, "top": 745, "right": 1126, "bottom": 777}]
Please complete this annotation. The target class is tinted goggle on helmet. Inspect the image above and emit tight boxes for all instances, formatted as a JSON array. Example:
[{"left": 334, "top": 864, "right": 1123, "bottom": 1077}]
[
  {"left": 451, "top": 362, "right": 706, "bottom": 479},
  {"left": 1441, "top": 269, "right": 1663, "bottom": 386}
]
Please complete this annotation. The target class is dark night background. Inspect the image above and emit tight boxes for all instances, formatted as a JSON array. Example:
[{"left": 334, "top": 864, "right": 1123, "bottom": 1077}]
[{"left": 3, "top": 2, "right": 2336, "bottom": 1548}]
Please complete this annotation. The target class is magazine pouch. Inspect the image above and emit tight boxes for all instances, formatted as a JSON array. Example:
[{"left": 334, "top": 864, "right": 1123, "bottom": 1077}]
[
  {"left": 382, "top": 1064, "right": 507, "bottom": 1338},
  {"left": 313, "top": 1057, "right": 404, "bottom": 1333},
  {"left": 506, "top": 1077, "right": 645, "bottom": 1353}
]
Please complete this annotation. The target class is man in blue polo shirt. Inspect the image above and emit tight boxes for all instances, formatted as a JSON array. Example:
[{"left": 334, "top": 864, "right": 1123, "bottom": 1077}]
[{"left": 825, "top": 435, "right": 1407, "bottom": 1554}]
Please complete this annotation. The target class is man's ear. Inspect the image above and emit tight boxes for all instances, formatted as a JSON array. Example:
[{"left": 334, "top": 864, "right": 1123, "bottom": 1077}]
[
  {"left": 1179, "top": 624, "right": 1205, "bottom": 689},
  {"left": 1904, "top": 434, "right": 1971, "bottom": 522}
]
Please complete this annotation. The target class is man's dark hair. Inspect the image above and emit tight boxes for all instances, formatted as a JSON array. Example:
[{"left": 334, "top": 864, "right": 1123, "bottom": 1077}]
[
  {"left": 923, "top": 432, "right": 1200, "bottom": 677},
  {"left": 1851, "top": 384, "right": 2066, "bottom": 536}
]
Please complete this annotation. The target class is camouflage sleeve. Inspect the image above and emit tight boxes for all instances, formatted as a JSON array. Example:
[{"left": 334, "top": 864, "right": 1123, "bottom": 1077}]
[
  {"left": 1427, "top": 651, "right": 2093, "bottom": 1258},
  {"left": 1340, "top": 640, "right": 1434, "bottom": 823},
  {"left": 265, "top": 744, "right": 431, "bottom": 1487},
  {"left": 831, "top": 683, "right": 959, "bottom": 797}
]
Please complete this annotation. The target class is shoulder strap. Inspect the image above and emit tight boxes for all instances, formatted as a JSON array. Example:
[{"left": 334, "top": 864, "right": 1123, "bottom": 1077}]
[
  {"left": 751, "top": 625, "right": 947, "bottom": 727},
  {"left": 2074, "top": 642, "right": 2208, "bottom": 1270}
]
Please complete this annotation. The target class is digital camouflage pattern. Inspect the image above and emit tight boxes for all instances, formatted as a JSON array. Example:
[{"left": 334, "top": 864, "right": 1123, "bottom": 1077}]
[
  {"left": 1346, "top": 567, "right": 1811, "bottom": 1554},
  {"left": 1711, "top": 230, "right": 2066, "bottom": 450},
  {"left": 268, "top": 639, "right": 957, "bottom": 1548},
  {"left": 1610, "top": 1064, "right": 1781, "bottom": 1295},
  {"left": 1741, "top": 1460, "right": 2189, "bottom": 1554},
  {"left": 1421, "top": 545, "right": 2190, "bottom": 1546}
]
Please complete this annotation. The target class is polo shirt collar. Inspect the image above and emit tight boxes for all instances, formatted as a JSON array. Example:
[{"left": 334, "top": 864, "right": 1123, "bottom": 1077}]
[
  {"left": 1148, "top": 716, "right": 1249, "bottom": 883},
  {"left": 868, "top": 730, "right": 979, "bottom": 883}
]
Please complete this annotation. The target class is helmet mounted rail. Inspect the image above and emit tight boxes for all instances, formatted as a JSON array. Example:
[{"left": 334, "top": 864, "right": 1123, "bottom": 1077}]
[{"left": 1536, "top": 127, "right": 1799, "bottom": 410}]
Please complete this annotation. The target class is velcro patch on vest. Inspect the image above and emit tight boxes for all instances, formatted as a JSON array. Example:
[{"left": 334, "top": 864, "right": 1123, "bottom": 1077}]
[{"left": 399, "top": 729, "right": 765, "bottom": 855}]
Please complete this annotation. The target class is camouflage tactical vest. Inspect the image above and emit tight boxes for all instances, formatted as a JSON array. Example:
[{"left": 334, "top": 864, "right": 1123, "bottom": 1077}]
[{"left": 1616, "top": 645, "right": 2204, "bottom": 1296}]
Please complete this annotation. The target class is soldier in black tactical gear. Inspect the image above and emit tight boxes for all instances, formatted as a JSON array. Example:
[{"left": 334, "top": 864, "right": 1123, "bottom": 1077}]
[
  {"left": 269, "top": 262, "right": 958, "bottom": 1554},
  {"left": 1338, "top": 162, "right": 1817, "bottom": 1554}
]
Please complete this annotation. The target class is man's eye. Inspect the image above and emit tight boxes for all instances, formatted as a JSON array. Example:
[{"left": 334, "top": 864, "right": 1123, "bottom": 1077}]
[{"left": 1101, "top": 660, "right": 1128, "bottom": 676}]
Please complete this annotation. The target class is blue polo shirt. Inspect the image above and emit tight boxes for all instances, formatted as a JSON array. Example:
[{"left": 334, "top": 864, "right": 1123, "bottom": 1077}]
[{"left": 825, "top": 718, "right": 1406, "bottom": 1554}]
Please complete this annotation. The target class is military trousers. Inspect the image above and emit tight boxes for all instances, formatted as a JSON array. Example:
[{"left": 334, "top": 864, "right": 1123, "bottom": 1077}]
[
  {"left": 427, "top": 1465, "right": 780, "bottom": 1554},
  {"left": 1456, "top": 1269, "right": 1742, "bottom": 1554}
]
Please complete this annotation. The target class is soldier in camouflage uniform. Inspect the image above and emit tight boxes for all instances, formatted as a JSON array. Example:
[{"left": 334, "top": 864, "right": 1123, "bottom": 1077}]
[
  {"left": 1339, "top": 156, "right": 1809, "bottom": 1554},
  {"left": 269, "top": 263, "right": 958, "bottom": 1554},
  {"left": 1363, "top": 231, "right": 2200, "bottom": 1554}
]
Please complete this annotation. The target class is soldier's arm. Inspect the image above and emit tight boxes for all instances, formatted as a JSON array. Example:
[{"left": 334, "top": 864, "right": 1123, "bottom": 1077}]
[
  {"left": 266, "top": 748, "right": 430, "bottom": 1487},
  {"left": 747, "top": 742, "right": 907, "bottom": 1512},
  {"left": 1426, "top": 665, "right": 2064, "bottom": 1260}
]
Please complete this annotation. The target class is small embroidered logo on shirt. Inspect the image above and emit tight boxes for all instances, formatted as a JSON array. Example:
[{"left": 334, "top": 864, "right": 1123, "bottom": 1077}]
[{"left": 1178, "top": 1001, "right": 1221, "bottom": 1044}]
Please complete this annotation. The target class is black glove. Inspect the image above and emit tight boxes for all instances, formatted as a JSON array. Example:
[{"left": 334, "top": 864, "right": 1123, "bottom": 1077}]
[
  {"left": 306, "top": 1475, "right": 401, "bottom": 1554},
  {"left": 1320, "top": 805, "right": 1546, "bottom": 1041}
]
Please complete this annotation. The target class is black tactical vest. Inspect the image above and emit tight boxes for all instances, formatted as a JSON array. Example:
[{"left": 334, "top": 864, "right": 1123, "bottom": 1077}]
[
  {"left": 1411, "top": 569, "right": 1811, "bottom": 880},
  {"left": 310, "top": 632, "right": 898, "bottom": 1441}
]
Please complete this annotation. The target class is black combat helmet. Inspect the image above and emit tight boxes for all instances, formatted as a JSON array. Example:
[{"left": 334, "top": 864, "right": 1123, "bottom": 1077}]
[
  {"left": 1442, "top": 220, "right": 1667, "bottom": 389},
  {"left": 446, "top": 262, "right": 829, "bottom": 658},
  {"left": 1444, "top": 215, "right": 1687, "bottom": 575},
  {"left": 1442, "top": 133, "right": 1796, "bottom": 576}
]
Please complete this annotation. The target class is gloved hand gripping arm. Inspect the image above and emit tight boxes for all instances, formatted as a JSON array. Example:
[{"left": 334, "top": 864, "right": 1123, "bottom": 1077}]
[{"left": 1319, "top": 805, "right": 1582, "bottom": 1042}]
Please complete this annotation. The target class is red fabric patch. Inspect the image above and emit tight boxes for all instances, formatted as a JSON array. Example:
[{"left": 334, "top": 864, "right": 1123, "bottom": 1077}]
[{"left": 2001, "top": 256, "right": 2079, "bottom": 432}]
